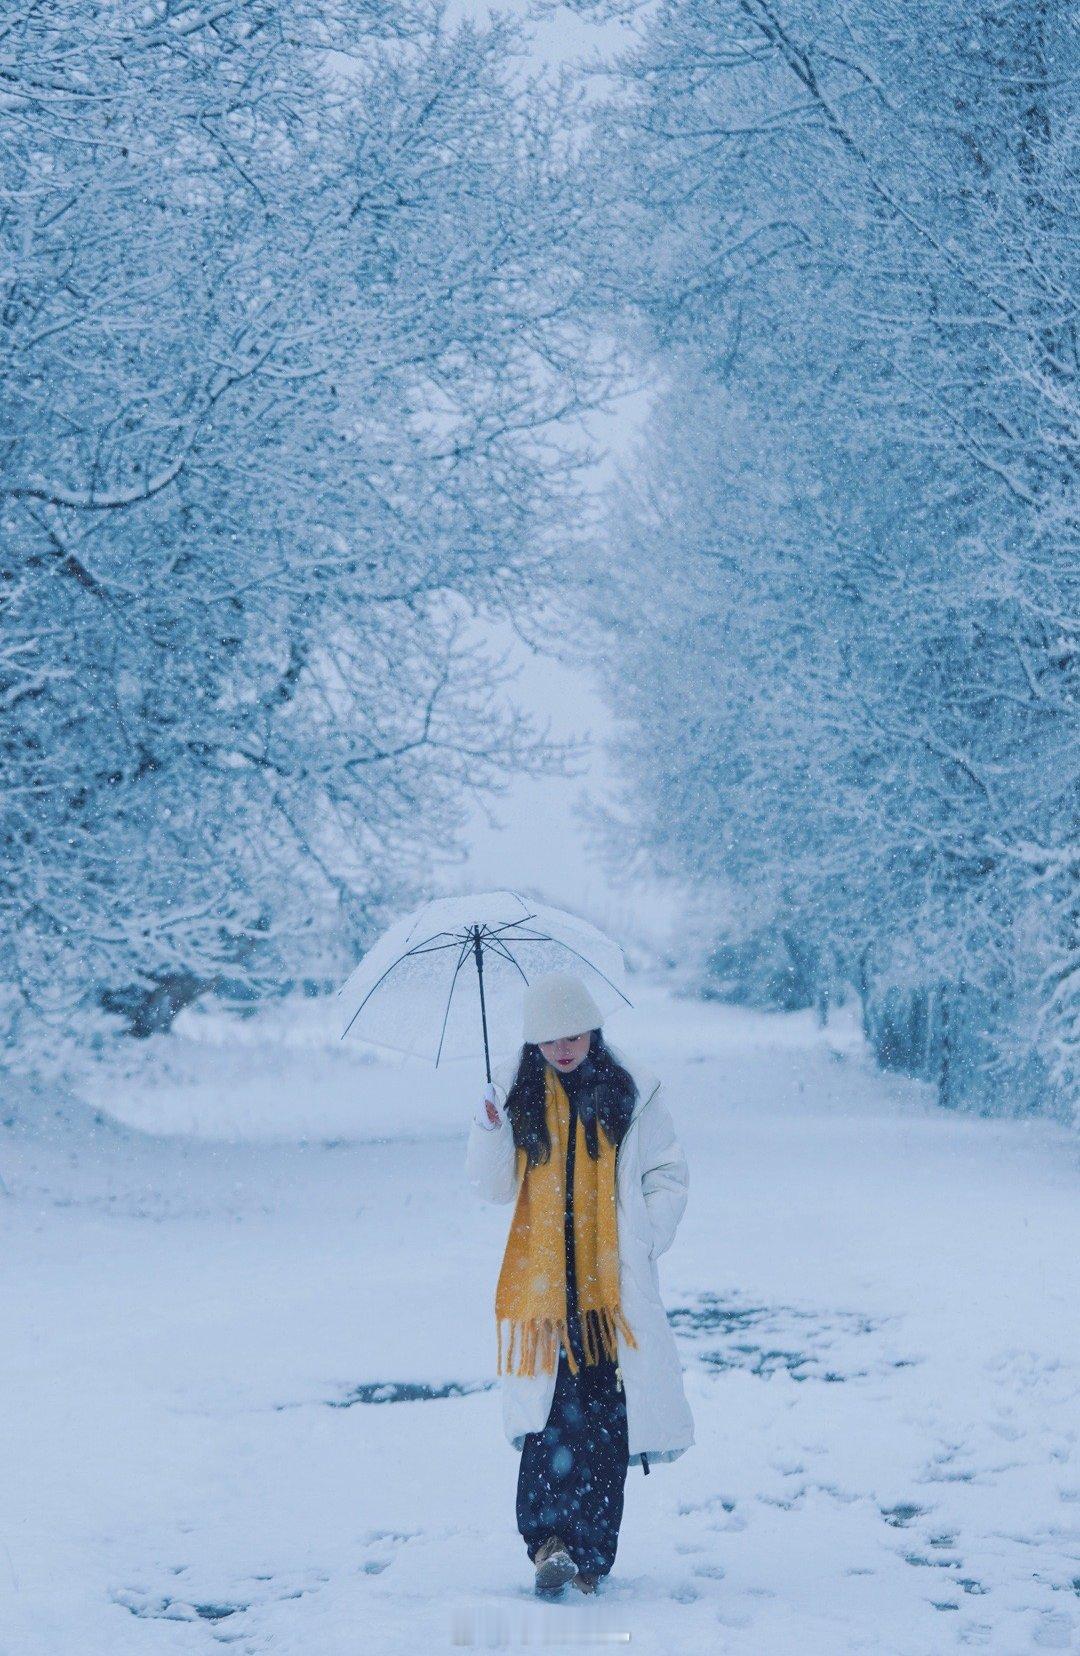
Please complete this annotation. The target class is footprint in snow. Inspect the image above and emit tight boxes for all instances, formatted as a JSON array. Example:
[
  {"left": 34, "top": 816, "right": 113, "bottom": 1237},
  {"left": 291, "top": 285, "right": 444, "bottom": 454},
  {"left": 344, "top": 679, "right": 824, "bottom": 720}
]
[
  {"left": 111, "top": 1569, "right": 330, "bottom": 1627},
  {"left": 880, "top": 1502, "right": 928, "bottom": 1528},
  {"left": 111, "top": 1588, "right": 248, "bottom": 1624},
  {"left": 331, "top": 1379, "right": 494, "bottom": 1407},
  {"left": 677, "top": 1494, "right": 737, "bottom": 1516},
  {"left": 1033, "top": 1611, "right": 1075, "bottom": 1648},
  {"left": 668, "top": 1289, "right": 916, "bottom": 1385},
  {"left": 358, "top": 1527, "right": 419, "bottom": 1575}
]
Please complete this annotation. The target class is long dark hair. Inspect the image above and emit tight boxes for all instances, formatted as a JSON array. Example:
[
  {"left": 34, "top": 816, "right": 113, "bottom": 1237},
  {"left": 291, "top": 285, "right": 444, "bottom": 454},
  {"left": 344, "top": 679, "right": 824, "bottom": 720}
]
[{"left": 503, "top": 1030, "right": 638, "bottom": 1169}]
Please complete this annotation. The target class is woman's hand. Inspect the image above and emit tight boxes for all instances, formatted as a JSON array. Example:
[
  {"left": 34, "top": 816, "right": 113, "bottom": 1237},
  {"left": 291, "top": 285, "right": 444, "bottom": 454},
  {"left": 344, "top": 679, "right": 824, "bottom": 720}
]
[{"left": 475, "top": 1080, "right": 504, "bottom": 1129}]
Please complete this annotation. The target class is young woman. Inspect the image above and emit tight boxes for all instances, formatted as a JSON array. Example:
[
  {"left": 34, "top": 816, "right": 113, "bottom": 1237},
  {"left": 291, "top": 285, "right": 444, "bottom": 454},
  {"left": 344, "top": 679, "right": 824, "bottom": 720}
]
[{"left": 466, "top": 969, "right": 694, "bottom": 1596}]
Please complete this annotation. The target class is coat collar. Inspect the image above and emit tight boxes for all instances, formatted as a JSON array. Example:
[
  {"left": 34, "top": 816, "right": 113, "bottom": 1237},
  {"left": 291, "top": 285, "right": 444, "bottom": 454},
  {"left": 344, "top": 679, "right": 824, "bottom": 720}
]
[{"left": 605, "top": 1040, "right": 661, "bottom": 1124}]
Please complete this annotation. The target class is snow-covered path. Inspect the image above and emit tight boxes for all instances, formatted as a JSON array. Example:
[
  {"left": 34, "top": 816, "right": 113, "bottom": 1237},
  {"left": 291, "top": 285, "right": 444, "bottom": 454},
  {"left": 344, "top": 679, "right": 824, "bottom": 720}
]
[{"left": 3, "top": 985, "right": 1079, "bottom": 1654}]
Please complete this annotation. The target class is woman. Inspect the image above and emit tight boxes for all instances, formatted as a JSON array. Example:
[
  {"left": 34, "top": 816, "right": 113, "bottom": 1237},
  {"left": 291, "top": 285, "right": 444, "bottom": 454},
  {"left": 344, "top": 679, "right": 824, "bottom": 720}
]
[{"left": 466, "top": 969, "right": 694, "bottom": 1596}]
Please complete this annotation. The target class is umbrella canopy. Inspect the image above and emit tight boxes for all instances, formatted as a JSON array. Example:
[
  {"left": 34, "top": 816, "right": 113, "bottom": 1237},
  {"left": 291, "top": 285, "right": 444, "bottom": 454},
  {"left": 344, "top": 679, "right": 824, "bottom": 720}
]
[{"left": 337, "top": 890, "right": 632, "bottom": 1078}]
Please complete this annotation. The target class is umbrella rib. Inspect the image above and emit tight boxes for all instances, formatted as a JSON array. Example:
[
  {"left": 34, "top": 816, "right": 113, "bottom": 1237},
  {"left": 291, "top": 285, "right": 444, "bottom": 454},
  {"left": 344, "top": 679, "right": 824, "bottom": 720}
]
[
  {"left": 478, "top": 931, "right": 531, "bottom": 982},
  {"left": 395, "top": 937, "right": 476, "bottom": 958},
  {"left": 396, "top": 926, "right": 534, "bottom": 959},
  {"left": 339, "top": 934, "right": 471, "bottom": 1040},
  {"left": 481, "top": 912, "right": 538, "bottom": 937},
  {"left": 433, "top": 934, "right": 476, "bottom": 1068},
  {"left": 495, "top": 927, "right": 634, "bottom": 1007}
]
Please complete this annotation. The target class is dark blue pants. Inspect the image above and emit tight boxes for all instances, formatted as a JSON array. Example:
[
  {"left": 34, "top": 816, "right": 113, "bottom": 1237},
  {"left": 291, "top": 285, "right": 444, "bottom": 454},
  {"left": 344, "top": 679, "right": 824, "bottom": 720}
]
[{"left": 516, "top": 1345, "right": 630, "bottom": 1578}]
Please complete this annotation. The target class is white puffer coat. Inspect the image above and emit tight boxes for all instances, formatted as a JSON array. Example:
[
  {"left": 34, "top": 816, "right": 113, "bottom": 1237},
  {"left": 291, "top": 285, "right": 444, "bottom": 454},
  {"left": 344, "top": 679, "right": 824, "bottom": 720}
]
[{"left": 466, "top": 1042, "right": 695, "bottom": 1468}]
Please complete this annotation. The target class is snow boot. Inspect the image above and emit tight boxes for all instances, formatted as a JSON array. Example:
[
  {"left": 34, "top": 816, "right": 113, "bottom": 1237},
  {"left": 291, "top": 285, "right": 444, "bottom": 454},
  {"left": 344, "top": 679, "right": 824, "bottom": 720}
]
[
  {"left": 533, "top": 1535, "right": 578, "bottom": 1596},
  {"left": 571, "top": 1572, "right": 599, "bottom": 1595}
]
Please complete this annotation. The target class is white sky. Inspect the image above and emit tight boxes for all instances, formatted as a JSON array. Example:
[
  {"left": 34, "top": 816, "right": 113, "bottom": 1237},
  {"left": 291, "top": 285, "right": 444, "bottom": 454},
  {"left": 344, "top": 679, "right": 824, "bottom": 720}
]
[
  {"left": 444, "top": 0, "right": 639, "bottom": 73},
  {"left": 430, "top": 388, "right": 680, "bottom": 951},
  {"left": 428, "top": 4, "right": 682, "bottom": 954}
]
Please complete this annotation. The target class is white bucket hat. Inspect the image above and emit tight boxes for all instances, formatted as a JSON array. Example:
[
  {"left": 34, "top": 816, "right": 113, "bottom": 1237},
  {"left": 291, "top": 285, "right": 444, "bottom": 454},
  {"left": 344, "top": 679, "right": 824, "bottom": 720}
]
[{"left": 522, "top": 970, "right": 604, "bottom": 1045}]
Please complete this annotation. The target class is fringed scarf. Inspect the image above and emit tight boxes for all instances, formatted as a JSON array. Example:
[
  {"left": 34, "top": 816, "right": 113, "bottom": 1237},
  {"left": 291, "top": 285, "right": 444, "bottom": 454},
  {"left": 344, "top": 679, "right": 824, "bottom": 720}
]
[{"left": 495, "top": 1063, "right": 637, "bottom": 1377}]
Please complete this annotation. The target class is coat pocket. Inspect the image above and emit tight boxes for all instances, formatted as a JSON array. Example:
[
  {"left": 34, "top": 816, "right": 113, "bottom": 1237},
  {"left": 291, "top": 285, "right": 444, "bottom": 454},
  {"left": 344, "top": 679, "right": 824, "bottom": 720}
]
[
  {"left": 619, "top": 1209, "right": 659, "bottom": 1302},
  {"left": 617, "top": 1131, "right": 655, "bottom": 1258},
  {"left": 632, "top": 1188, "right": 657, "bottom": 1260}
]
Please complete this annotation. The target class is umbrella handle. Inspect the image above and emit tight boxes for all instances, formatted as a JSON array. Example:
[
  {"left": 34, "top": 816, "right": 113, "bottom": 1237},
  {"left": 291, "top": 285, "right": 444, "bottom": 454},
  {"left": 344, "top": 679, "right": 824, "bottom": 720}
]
[{"left": 472, "top": 929, "right": 492, "bottom": 1084}]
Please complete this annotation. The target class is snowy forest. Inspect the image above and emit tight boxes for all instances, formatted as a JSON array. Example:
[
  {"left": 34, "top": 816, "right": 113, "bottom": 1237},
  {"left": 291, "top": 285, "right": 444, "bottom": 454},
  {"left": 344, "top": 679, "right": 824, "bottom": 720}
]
[
  {"left": 584, "top": 0, "right": 1080, "bottom": 1126},
  {"left": 2, "top": 0, "right": 605, "bottom": 1044},
  {"left": 4, "top": 4, "right": 1080, "bottom": 1653},
  {"left": 4, "top": 0, "right": 1079, "bottom": 1124}
]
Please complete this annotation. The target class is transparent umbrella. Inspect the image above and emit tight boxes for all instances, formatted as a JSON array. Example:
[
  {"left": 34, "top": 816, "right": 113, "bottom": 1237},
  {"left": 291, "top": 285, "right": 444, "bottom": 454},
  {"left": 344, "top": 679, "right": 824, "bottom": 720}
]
[{"left": 337, "top": 890, "right": 632, "bottom": 1081}]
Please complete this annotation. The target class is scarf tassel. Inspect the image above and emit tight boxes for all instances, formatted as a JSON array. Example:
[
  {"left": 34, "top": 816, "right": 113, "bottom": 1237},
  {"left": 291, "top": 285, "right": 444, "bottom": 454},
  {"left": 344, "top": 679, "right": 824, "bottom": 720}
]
[{"left": 498, "top": 1305, "right": 637, "bottom": 1379}]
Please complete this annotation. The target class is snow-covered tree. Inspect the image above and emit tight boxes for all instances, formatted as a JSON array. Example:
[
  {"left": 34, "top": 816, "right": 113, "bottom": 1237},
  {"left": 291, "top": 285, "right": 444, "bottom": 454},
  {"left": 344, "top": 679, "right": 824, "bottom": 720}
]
[
  {"left": 0, "top": 3, "right": 604, "bottom": 1040},
  {"left": 579, "top": 0, "right": 1080, "bottom": 1117}
]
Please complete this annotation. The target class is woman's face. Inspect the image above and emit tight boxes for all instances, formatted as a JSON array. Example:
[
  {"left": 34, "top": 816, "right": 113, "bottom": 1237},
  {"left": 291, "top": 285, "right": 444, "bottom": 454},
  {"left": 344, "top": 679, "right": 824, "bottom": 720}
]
[{"left": 539, "top": 1030, "right": 592, "bottom": 1073}]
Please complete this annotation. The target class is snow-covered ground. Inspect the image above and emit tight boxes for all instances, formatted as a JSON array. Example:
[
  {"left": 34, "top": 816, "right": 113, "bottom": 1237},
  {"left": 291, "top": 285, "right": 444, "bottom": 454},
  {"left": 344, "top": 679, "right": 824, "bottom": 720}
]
[{"left": 3, "top": 981, "right": 1079, "bottom": 1654}]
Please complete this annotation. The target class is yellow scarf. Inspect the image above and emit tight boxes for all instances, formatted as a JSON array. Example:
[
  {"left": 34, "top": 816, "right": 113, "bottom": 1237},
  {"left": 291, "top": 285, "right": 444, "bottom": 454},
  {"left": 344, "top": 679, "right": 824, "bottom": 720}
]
[{"left": 495, "top": 1064, "right": 637, "bottom": 1377}]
